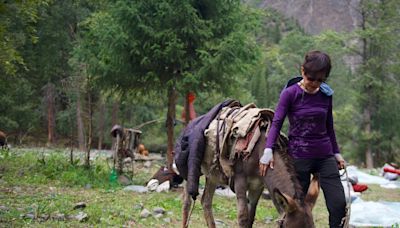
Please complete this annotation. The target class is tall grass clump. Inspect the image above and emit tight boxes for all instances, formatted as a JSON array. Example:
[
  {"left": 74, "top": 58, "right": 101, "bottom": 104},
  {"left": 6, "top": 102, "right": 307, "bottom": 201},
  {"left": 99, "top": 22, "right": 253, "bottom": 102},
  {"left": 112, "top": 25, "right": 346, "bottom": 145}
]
[{"left": 0, "top": 149, "right": 116, "bottom": 189}]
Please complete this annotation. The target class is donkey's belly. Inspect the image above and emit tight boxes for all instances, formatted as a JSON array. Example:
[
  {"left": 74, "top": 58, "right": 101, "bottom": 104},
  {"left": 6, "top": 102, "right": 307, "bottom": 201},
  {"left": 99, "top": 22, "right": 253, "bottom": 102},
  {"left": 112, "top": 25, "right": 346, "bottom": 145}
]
[{"left": 201, "top": 140, "right": 228, "bottom": 185}]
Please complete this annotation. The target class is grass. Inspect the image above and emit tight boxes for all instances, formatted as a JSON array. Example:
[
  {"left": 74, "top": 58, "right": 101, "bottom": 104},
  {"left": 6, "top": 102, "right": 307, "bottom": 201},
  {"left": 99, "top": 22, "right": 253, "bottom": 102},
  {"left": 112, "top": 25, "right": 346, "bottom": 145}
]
[{"left": 0, "top": 149, "right": 399, "bottom": 227}]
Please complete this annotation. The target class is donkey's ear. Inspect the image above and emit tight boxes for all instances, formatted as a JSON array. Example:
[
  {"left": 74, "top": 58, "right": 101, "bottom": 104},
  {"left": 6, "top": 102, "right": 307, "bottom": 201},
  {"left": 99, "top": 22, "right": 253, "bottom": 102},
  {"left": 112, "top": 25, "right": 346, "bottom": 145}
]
[
  {"left": 273, "top": 189, "right": 298, "bottom": 213},
  {"left": 305, "top": 174, "right": 320, "bottom": 210}
]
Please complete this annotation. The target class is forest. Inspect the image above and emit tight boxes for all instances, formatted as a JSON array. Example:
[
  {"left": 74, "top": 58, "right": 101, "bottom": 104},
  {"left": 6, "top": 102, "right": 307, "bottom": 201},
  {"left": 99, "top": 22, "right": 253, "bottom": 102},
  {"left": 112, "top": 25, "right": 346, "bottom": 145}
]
[{"left": 1, "top": 0, "right": 400, "bottom": 168}]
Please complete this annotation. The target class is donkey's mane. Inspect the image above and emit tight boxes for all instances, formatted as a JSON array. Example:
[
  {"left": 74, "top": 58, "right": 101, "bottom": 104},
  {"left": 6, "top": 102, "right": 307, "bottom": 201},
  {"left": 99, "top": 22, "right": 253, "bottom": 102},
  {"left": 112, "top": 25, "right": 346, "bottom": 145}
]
[{"left": 273, "top": 135, "right": 304, "bottom": 202}]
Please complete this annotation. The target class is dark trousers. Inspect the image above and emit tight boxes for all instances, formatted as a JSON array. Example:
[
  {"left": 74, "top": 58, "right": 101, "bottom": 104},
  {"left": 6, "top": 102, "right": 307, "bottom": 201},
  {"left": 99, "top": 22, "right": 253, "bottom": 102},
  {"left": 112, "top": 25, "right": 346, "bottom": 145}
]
[{"left": 294, "top": 157, "right": 346, "bottom": 228}]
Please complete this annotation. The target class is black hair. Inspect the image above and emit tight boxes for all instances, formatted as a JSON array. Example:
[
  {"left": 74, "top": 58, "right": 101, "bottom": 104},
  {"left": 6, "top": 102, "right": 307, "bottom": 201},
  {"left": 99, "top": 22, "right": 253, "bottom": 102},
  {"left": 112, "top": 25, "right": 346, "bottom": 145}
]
[{"left": 302, "top": 50, "right": 332, "bottom": 79}]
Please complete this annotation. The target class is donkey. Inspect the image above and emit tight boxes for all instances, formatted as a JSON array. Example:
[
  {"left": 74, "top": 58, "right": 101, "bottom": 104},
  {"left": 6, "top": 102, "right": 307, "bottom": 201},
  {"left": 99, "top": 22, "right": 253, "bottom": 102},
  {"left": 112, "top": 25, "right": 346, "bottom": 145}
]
[
  {"left": 0, "top": 130, "right": 7, "bottom": 149},
  {"left": 181, "top": 128, "right": 319, "bottom": 228}
]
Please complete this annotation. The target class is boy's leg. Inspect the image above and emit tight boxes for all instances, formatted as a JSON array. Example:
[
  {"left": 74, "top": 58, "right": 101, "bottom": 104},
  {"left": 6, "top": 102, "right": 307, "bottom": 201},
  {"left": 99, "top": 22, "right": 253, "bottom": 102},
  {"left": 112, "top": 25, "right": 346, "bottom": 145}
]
[{"left": 293, "top": 158, "right": 314, "bottom": 199}]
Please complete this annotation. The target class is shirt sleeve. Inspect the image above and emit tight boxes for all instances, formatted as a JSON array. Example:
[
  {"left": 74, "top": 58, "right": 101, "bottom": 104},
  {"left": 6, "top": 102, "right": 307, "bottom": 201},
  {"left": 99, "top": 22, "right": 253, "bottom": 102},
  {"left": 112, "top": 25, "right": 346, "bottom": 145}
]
[
  {"left": 265, "top": 88, "right": 291, "bottom": 149},
  {"left": 326, "top": 96, "right": 340, "bottom": 154}
]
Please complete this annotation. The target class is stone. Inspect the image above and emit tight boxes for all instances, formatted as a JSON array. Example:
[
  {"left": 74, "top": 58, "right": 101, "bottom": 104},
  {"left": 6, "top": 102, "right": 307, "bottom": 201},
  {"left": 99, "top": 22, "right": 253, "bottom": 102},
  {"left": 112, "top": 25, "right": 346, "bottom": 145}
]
[
  {"left": 0, "top": 205, "right": 9, "bottom": 211},
  {"left": 73, "top": 202, "right": 86, "bottom": 210},
  {"left": 156, "top": 181, "right": 170, "bottom": 192},
  {"left": 163, "top": 217, "right": 171, "bottom": 223},
  {"left": 123, "top": 157, "right": 132, "bottom": 163},
  {"left": 143, "top": 161, "right": 152, "bottom": 168},
  {"left": 215, "top": 219, "right": 226, "bottom": 226},
  {"left": 118, "top": 175, "right": 132, "bottom": 186},
  {"left": 146, "top": 179, "right": 159, "bottom": 191},
  {"left": 133, "top": 203, "right": 143, "bottom": 210},
  {"left": 75, "top": 211, "right": 88, "bottom": 222},
  {"left": 154, "top": 213, "right": 163, "bottom": 219},
  {"left": 262, "top": 190, "right": 271, "bottom": 200},
  {"left": 39, "top": 214, "right": 50, "bottom": 221},
  {"left": 123, "top": 185, "right": 148, "bottom": 193},
  {"left": 140, "top": 209, "right": 151, "bottom": 218},
  {"left": 24, "top": 213, "right": 35, "bottom": 219},
  {"left": 153, "top": 207, "right": 165, "bottom": 214},
  {"left": 52, "top": 213, "right": 66, "bottom": 221},
  {"left": 264, "top": 216, "right": 274, "bottom": 223}
]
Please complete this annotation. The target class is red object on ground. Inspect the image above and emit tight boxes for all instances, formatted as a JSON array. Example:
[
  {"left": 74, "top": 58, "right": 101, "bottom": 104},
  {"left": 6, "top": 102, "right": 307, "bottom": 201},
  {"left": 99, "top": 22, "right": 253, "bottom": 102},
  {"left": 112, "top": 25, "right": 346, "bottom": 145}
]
[
  {"left": 352, "top": 184, "right": 368, "bottom": 192},
  {"left": 383, "top": 167, "right": 400, "bottom": 175}
]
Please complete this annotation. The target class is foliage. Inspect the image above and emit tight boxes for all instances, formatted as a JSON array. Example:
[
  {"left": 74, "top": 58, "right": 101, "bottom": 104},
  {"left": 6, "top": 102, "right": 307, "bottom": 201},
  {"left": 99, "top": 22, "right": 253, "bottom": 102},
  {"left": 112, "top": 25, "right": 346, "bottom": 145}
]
[
  {"left": 0, "top": 1, "right": 399, "bottom": 167},
  {"left": 0, "top": 0, "right": 49, "bottom": 76},
  {"left": 347, "top": 0, "right": 400, "bottom": 166}
]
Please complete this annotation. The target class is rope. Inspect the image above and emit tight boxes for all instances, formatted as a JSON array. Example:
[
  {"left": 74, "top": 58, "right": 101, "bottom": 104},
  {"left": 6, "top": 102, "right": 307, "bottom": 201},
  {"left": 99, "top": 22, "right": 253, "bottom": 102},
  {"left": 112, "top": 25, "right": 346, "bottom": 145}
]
[{"left": 184, "top": 199, "right": 196, "bottom": 228}]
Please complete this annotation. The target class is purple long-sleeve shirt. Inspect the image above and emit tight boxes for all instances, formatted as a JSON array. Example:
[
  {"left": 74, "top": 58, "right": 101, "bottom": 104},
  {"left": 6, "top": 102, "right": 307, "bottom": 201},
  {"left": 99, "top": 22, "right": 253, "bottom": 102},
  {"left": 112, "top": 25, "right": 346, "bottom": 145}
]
[{"left": 265, "top": 83, "right": 340, "bottom": 159}]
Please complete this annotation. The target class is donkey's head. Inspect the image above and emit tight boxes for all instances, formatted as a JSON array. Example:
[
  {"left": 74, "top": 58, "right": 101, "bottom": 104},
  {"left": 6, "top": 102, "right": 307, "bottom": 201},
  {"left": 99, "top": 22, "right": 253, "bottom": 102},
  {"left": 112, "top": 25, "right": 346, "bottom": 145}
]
[{"left": 273, "top": 175, "right": 319, "bottom": 228}]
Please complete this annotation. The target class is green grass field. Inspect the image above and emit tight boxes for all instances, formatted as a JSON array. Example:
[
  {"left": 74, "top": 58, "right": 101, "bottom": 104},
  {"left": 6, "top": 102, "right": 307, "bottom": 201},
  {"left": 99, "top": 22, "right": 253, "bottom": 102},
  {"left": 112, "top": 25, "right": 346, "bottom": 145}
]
[{"left": 1, "top": 149, "right": 399, "bottom": 227}]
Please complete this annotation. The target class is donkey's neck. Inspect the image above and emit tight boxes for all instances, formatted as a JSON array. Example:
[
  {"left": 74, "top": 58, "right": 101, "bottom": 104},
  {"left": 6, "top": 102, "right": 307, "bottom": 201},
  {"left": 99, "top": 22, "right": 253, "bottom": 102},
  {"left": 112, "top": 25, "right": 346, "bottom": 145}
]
[{"left": 264, "top": 150, "right": 303, "bottom": 200}]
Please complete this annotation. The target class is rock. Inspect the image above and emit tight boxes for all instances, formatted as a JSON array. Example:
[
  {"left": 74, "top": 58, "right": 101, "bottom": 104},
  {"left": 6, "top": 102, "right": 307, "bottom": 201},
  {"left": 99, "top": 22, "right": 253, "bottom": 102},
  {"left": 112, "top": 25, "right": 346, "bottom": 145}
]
[
  {"left": 156, "top": 181, "right": 170, "bottom": 192},
  {"left": 52, "top": 213, "right": 66, "bottom": 221},
  {"left": 133, "top": 203, "right": 143, "bottom": 210},
  {"left": 146, "top": 179, "right": 159, "bottom": 191},
  {"left": 154, "top": 213, "right": 163, "bottom": 219},
  {"left": 0, "top": 205, "right": 9, "bottom": 211},
  {"left": 258, "top": 0, "right": 360, "bottom": 35},
  {"left": 214, "top": 188, "right": 236, "bottom": 198},
  {"left": 140, "top": 209, "right": 151, "bottom": 218},
  {"left": 215, "top": 219, "right": 226, "bottom": 226},
  {"left": 73, "top": 202, "right": 86, "bottom": 210},
  {"left": 75, "top": 211, "right": 88, "bottom": 222},
  {"left": 123, "top": 157, "right": 132, "bottom": 163},
  {"left": 153, "top": 207, "right": 165, "bottom": 214},
  {"left": 163, "top": 217, "right": 171, "bottom": 223},
  {"left": 23, "top": 213, "right": 35, "bottom": 219},
  {"left": 39, "top": 214, "right": 50, "bottom": 221},
  {"left": 264, "top": 216, "right": 273, "bottom": 223},
  {"left": 143, "top": 161, "right": 152, "bottom": 168},
  {"left": 84, "top": 184, "right": 92, "bottom": 189},
  {"left": 118, "top": 175, "right": 132, "bottom": 186},
  {"left": 262, "top": 190, "right": 271, "bottom": 200},
  {"left": 123, "top": 185, "right": 148, "bottom": 193}
]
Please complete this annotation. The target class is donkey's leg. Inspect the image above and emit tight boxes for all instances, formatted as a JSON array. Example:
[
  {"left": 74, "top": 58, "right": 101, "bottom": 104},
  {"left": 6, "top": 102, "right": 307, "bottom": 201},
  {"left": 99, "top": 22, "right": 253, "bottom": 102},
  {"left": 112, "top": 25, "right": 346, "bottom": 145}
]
[
  {"left": 182, "top": 182, "right": 192, "bottom": 228},
  {"left": 247, "top": 179, "right": 264, "bottom": 227},
  {"left": 201, "top": 177, "right": 217, "bottom": 228},
  {"left": 234, "top": 173, "right": 250, "bottom": 228}
]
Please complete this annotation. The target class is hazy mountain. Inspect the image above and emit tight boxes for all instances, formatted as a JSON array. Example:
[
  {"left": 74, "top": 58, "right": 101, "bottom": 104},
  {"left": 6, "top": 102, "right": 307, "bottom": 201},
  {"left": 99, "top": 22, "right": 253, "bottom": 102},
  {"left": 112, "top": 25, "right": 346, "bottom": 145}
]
[{"left": 254, "top": 0, "right": 361, "bottom": 34}]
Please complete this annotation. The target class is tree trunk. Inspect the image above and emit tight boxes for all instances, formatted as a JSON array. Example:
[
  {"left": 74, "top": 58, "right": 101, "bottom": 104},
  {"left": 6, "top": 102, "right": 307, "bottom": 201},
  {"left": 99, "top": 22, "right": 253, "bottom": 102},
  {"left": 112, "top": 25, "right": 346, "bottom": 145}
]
[
  {"left": 85, "top": 85, "right": 93, "bottom": 168},
  {"left": 76, "top": 92, "right": 85, "bottom": 151},
  {"left": 184, "top": 92, "right": 190, "bottom": 125},
  {"left": 45, "top": 82, "right": 56, "bottom": 146},
  {"left": 166, "top": 86, "right": 177, "bottom": 170},
  {"left": 360, "top": 7, "right": 374, "bottom": 168},
  {"left": 111, "top": 100, "right": 119, "bottom": 150},
  {"left": 97, "top": 98, "right": 106, "bottom": 150},
  {"left": 363, "top": 107, "right": 374, "bottom": 168}
]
